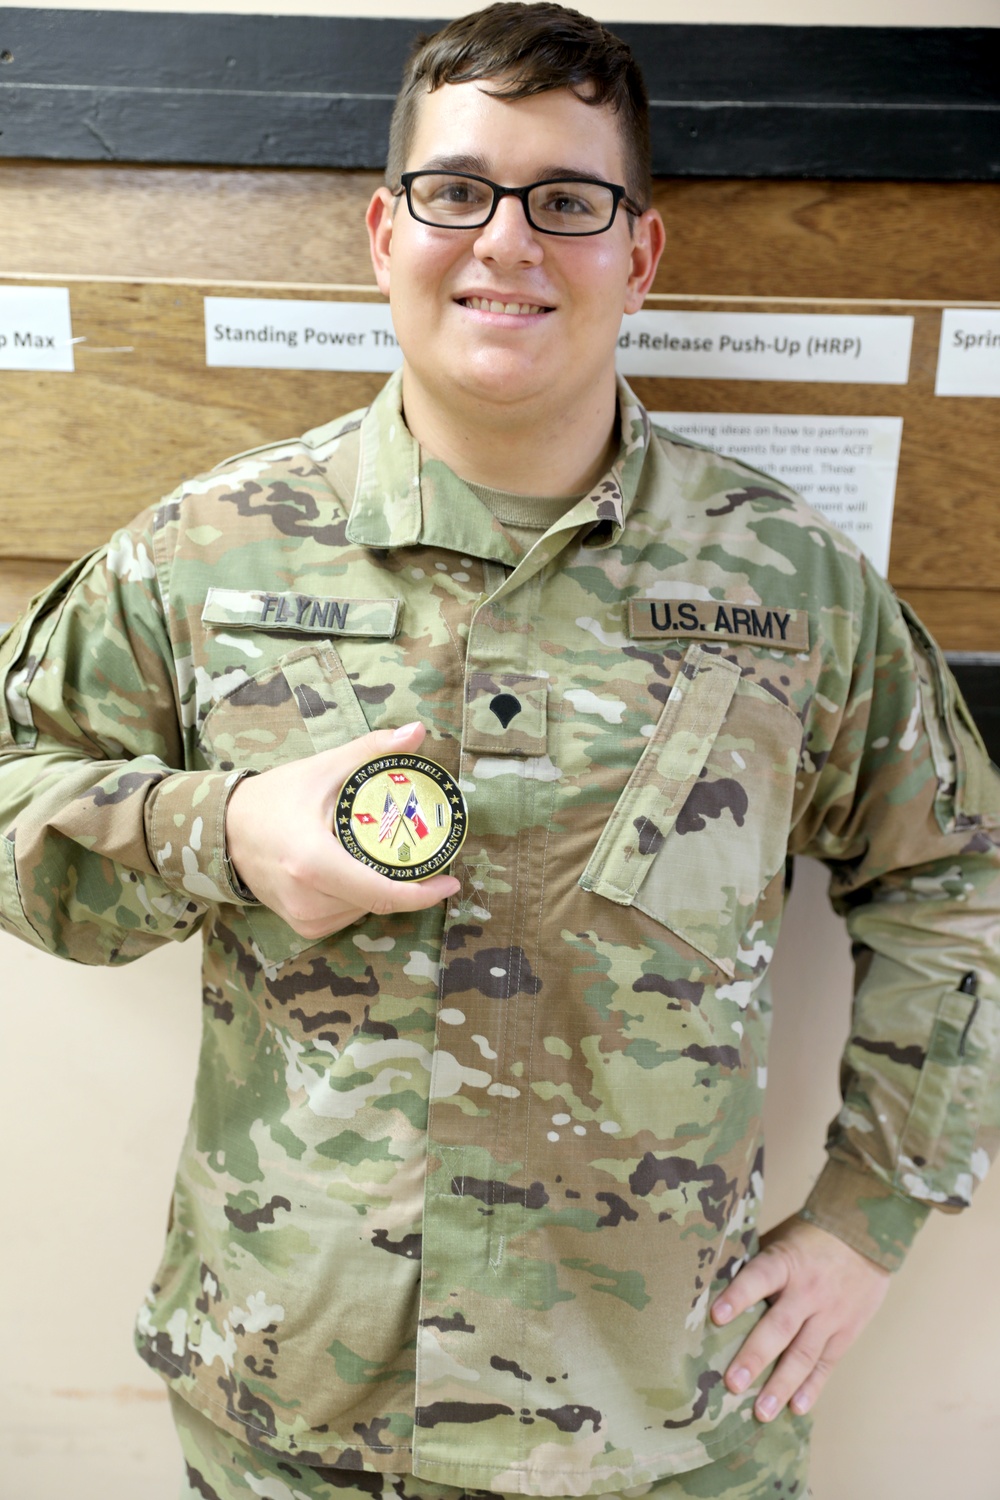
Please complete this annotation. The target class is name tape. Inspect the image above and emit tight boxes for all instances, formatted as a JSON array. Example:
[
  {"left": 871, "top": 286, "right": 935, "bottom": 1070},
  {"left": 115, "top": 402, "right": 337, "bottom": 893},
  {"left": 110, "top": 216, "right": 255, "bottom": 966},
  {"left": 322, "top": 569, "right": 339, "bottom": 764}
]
[
  {"left": 628, "top": 598, "right": 809, "bottom": 651},
  {"left": 202, "top": 588, "right": 401, "bottom": 637}
]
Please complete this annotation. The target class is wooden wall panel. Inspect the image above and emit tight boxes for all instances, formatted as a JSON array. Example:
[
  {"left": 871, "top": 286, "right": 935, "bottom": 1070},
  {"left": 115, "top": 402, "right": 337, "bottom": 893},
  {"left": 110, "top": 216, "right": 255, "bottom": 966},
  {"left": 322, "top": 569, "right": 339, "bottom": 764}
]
[
  {"left": 0, "top": 281, "right": 387, "bottom": 560},
  {"left": 2, "top": 275, "right": 998, "bottom": 648},
  {"left": 2, "top": 163, "right": 999, "bottom": 302},
  {"left": 1, "top": 165, "right": 998, "bottom": 650},
  {"left": 0, "top": 162, "right": 378, "bottom": 289},
  {"left": 0, "top": 559, "right": 65, "bottom": 630}
]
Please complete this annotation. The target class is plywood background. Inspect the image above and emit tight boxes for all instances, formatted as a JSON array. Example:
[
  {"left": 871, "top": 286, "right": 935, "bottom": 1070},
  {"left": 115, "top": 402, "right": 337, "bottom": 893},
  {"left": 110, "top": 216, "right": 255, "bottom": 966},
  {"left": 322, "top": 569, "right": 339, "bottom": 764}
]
[{"left": 2, "top": 163, "right": 999, "bottom": 648}]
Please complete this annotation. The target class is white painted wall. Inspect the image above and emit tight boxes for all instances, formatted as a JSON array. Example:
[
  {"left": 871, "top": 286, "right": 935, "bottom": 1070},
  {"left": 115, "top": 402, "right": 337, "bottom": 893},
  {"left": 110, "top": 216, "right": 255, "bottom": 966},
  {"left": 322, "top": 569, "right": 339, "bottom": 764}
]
[
  {"left": 5, "top": 0, "right": 1000, "bottom": 22},
  {"left": 3, "top": 860, "right": 1000, "bottom": 1497}
]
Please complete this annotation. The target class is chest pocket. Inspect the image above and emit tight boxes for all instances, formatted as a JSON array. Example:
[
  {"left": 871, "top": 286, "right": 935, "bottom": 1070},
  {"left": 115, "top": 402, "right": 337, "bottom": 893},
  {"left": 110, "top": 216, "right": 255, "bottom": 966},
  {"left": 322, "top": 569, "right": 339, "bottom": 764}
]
[
  {"left": 199, "top": 640, "right": 372, "bottom": 965},
  {"left": 580, "top": 643, "right": 803, "bottom": 977},
  {"left": 199, "top": 640, "right": 371, "bottom": 770}
]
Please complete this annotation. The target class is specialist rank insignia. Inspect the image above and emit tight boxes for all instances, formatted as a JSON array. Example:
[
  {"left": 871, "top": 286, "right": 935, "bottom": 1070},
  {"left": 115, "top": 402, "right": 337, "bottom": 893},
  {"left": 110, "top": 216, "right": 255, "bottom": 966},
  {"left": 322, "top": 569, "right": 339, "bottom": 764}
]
[{"left": 334, "top": 753, "right": 468, "bottom": 881}]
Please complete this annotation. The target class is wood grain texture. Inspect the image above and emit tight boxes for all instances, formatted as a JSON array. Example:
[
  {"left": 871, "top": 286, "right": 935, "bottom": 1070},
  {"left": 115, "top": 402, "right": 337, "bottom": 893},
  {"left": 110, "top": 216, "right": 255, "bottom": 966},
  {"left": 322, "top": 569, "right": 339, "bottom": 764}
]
[
  {"left": 899, "top": 591, "right": 1000, "bottom": 653},
  {"left": 2, "top": 163, "right": 999, "bottom": 301},
  {"left": 652, "top": 179, "right": 1000, "bottom": 302},
  {"left": 6, "top": 279, "right": 996, "bottom": 638},
  {"left": 0, "top": 280, "right": 387, "bottom": 558},
  {"left": 0, "top": 163, "right": 379, "bottom": 287},
  {"left": 0, "top": 558, "right": 66, "bottom": 629},
  {"left": 1, "top": 160, "right": 998, "bottom": 648}
]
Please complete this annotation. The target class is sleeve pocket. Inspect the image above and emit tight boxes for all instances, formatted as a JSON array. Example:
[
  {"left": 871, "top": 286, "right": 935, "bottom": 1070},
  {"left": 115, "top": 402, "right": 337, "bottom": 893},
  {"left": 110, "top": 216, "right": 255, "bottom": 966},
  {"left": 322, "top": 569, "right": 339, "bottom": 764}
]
[
  {"left": 896, "top": 984, "right": 998, "bottom": 1207},
  {"left": 0, "top": 554, "right": 104, "bottom": 750},
  {"left": 0, "top": 833, "right": 46, "bottom": 949},
  {"left": 898, "top": 598, "right": 1000, "bottom": 832}
]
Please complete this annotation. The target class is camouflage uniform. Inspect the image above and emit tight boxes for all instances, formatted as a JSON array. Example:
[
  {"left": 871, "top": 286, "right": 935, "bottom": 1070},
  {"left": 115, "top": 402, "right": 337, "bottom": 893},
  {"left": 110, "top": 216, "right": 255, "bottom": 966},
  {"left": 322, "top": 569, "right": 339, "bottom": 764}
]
[
  {"left": 169, "top": 1388, "right": 811, "bottom": 1500},
  {"left": 1, "top": 371, "right": 998, "bottom": 1495}
]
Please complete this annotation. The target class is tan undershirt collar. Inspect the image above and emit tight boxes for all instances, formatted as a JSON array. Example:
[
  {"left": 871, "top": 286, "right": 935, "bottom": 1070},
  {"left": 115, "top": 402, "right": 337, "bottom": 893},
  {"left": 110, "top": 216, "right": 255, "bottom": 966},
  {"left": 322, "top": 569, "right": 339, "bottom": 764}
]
[{"left": 465, "top": 481, "right": 585, "bottom": 553}]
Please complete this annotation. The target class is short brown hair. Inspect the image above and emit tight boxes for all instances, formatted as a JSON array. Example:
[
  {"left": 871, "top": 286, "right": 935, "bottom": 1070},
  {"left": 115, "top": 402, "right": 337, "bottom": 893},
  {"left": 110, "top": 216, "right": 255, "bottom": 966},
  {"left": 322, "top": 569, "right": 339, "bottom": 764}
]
[{"left": 385, "top": 2, "right": 652, "bottom": 212}]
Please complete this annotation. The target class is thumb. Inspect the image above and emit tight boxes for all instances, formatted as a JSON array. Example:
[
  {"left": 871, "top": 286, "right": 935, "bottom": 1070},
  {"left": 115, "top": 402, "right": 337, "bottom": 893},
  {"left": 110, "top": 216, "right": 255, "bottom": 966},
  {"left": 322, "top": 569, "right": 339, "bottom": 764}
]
[
  {"left": 384, "top": 720, "right": 427, "bottom": 752},
  {"left": 312, "top": 721, "right": 429, "bottom": 809},
  {"left": 324, "top": 720, "right": 428, "bottom": 778}
]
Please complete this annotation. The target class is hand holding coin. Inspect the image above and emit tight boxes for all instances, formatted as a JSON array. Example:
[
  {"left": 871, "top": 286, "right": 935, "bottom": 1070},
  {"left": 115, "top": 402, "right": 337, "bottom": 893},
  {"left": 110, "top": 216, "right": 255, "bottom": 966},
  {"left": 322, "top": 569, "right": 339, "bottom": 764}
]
[{"left": 225, "top": 722, "right": 462, "bottom": 940}]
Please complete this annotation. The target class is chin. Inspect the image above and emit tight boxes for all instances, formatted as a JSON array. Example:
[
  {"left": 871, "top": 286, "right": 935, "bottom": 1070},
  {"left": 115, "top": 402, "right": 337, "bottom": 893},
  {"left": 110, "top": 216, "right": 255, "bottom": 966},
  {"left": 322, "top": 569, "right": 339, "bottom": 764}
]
[{"left": 452, "top": 354, "right": 556, "bottom": 407}]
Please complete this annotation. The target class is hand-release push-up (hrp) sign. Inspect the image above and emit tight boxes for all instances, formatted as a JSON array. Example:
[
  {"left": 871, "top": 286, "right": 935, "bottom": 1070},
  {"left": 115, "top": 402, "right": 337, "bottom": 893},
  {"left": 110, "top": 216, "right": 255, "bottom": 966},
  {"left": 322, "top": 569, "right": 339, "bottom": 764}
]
[{"left": 620, "top": 311, "right": 913, "bottom": 384}]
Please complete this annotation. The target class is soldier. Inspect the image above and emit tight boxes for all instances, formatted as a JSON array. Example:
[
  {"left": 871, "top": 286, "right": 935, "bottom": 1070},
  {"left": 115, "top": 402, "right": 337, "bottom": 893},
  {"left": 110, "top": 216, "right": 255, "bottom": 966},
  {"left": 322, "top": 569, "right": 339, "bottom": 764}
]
[{"left": 1, "top": 3, "right": 998, "bottom": 1497}]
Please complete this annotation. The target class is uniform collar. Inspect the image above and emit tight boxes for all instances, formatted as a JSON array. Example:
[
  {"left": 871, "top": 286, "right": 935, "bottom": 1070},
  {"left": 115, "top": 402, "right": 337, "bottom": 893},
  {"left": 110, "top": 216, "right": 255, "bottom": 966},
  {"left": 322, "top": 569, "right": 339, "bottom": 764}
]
[{"left": 345, "top": 368, "right": 652, "bottom": 555}]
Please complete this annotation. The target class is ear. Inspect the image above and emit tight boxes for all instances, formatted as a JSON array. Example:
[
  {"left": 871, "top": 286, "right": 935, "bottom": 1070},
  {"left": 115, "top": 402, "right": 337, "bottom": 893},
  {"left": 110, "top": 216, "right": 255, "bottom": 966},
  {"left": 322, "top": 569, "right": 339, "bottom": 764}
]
[
  {"left": 367, "top": 186, "right": 396, "bottom": 298},
  {"left": 623, "top": 207, "right": 665, "bottom": 315}
]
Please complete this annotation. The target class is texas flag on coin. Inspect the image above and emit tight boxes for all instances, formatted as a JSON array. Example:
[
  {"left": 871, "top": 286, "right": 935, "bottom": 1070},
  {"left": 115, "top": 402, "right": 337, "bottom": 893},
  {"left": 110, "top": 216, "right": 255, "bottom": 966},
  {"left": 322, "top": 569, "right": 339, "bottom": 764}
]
[{"left": 402, "top": 787, "right": 430, "bottom": 838}]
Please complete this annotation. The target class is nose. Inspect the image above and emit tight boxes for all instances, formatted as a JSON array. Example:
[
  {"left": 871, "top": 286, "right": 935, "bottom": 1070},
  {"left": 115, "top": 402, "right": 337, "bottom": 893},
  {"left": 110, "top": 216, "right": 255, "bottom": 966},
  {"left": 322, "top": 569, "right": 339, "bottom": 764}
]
[{"left": 472, "top": 192, "right": 544, "bottom": 267}]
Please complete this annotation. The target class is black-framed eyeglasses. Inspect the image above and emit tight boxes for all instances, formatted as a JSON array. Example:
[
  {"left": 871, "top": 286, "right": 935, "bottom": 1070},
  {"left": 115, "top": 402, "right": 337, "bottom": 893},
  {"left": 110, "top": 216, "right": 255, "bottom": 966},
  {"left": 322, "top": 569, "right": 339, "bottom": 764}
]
[{"left": 395, "top": 171, "right": 641, "bottom": 237}]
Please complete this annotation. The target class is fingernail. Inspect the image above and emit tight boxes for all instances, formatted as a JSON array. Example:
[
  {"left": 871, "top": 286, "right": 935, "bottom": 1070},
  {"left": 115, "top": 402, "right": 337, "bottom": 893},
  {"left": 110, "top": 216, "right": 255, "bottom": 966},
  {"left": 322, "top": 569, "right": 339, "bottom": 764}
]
[
  {"left": 791, "top": 1392, "right": 811, "bottom": 1415},
  {"left": 393, "top": 722, "right": 421, "bottom": 740},
  {"left": 713, "top": 1300, "right": 733, "bottom": 1324},
  {"left": 756, "top": 1394, "right": 778, "bottom": 1420},
  {"left": 729, "top": 1366, "right": 751, "bottom": 1393}
]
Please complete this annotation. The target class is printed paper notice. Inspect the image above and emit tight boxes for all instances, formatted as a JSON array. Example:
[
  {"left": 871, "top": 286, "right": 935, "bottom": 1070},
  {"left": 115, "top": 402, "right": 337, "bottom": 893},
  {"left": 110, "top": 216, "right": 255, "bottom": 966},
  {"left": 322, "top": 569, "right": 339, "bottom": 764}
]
[
  {"left": 205, "top": 298, "right": 401, "bottom": 371},
  {"left": 619, "top": 312, "right": 913, "bottom": 384},
  {"left": 935, "top": 309, "right": 1000, "bottom": 397},
  {"left": 654, "top": 412, "right": 903, "bottom": 575},
  {"left": 0, "top": 286, "right": 75, "bottom": 371}
]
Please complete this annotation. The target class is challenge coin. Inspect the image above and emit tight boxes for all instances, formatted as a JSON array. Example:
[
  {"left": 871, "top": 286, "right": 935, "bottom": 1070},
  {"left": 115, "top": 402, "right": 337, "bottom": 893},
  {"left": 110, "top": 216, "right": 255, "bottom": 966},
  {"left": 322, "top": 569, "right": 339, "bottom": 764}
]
[{"left": 334, "top": 753, "right": 468, "bottom": 881}]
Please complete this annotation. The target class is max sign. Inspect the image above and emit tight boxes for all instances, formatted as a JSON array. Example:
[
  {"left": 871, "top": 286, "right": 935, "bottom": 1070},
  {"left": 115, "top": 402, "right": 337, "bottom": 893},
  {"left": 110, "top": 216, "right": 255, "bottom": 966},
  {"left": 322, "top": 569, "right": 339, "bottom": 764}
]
[{"left": 0, "top": 287, "right": 75, "bottom": 372}]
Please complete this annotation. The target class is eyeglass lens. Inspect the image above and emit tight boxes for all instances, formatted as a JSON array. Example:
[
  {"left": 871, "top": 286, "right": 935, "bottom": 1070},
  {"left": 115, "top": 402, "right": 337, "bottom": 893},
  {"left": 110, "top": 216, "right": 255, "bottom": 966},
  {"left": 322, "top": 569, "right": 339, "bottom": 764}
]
[{"left": 408, "top": 174, "right": 617, "bottom": 234}]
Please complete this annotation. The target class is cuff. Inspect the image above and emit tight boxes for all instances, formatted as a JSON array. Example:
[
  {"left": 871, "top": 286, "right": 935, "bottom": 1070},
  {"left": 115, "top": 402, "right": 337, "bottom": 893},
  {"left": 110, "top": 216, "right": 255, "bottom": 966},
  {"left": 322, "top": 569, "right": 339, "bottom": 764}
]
[
  {"left": 145, "top": 767, "right": 260, "bottom": 906},
  {"left": 800, "top": 1156, "right": 931, "bottom": 1273}
]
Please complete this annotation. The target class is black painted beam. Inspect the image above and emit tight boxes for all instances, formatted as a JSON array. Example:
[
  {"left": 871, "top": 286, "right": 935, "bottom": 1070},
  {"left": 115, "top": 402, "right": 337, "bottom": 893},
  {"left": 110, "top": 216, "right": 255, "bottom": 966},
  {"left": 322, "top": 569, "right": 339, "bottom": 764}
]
[
  {"left": 0, "top": 10, "right": 997, "bottom": 178},
  {"left": 949, "top": 658, "right": 1000, "bottom": 769}
]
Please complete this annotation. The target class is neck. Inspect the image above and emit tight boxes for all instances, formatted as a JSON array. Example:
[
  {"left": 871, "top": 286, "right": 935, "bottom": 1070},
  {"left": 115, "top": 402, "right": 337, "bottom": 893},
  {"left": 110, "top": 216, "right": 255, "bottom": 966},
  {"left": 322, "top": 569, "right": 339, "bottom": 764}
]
[{"left": 399, "top": 367, "right": 619, "bottom": 496}]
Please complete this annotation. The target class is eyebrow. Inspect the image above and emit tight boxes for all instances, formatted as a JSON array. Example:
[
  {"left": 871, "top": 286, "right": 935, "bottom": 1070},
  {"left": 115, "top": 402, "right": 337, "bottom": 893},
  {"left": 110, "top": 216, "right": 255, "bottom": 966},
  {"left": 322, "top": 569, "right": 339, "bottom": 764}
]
[{"left": 416, "top": 153, "right": 614, "bottom": 184}]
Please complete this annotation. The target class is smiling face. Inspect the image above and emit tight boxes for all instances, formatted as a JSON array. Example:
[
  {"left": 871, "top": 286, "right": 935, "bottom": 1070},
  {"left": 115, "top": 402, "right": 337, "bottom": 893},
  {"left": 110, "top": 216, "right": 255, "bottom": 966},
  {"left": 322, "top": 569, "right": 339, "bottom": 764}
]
[{"left": 367, "top": 80, "right": 663, "bottom": 443}]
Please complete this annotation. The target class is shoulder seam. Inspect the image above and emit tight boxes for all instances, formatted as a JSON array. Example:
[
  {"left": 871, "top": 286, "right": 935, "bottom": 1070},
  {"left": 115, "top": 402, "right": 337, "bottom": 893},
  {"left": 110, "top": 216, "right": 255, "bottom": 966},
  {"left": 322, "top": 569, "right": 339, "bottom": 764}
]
[{"left": 205, "top": 410, "right": 366, "bottom": 475}]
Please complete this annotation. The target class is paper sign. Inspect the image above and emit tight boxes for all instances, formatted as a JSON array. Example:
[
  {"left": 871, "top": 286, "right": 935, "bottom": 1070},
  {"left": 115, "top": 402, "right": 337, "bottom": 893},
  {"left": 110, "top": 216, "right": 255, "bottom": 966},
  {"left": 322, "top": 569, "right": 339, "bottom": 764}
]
[
  {"left": 0, "top": 286, "right": 75, "bottom": 372},
  {"left": 205, "top": 297, "right": 400, "bottom": 371},
  {"left": 619, "top": 312, "right": 913, "bottom": 385},
  {"left": 935, "top": 309, "right": 1000, "bottom": 397},
  {"left": 654, "top": 412, "right": 903, "bottom": 575}
]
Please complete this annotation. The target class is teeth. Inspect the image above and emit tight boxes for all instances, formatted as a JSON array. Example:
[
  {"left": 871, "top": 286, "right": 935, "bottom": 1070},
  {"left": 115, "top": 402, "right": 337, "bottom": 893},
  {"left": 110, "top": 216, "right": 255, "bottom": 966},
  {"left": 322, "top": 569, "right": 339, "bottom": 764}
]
[{"left": 465, "top": 297, "right": 544, "bottom": 315}]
